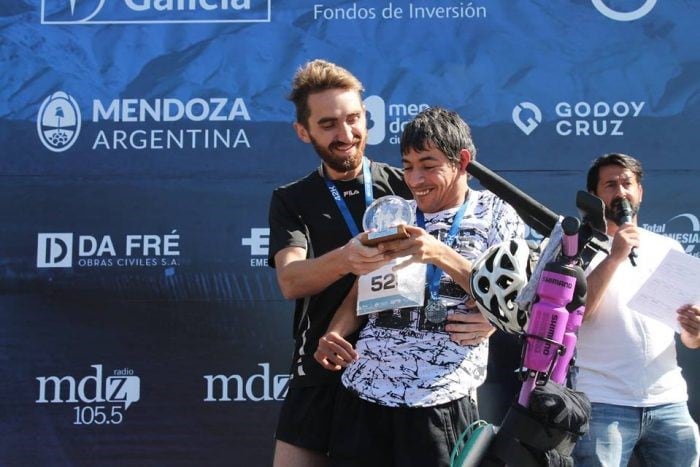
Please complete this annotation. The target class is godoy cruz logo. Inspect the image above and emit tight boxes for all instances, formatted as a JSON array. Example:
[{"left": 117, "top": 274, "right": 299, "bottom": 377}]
[
  {"left": 41, "top": 0, "right": 271, "bottom": 24},
  {"left": 37, "top": 92, "right": 81, "bottom": 152},
  {"left": 513, "top": 100, "right": 644, "bottom": 136},
  {"left": 592, "top": 0, "right": 657, "bottom": 22},
  {"left": 512, "top": 102, "right": 542, "bottom": 135}
]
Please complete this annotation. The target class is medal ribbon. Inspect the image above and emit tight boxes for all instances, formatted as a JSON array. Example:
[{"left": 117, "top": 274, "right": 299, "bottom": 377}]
[
  {"left": 322, "top": 157, "right": 374, "bottom": 237},
  {"left": 416, "top": 197, "right": 470, "bottom": 301}
]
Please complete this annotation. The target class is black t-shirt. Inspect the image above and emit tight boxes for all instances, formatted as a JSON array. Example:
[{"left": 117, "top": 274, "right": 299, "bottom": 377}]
[{"left": 268, "top": 160, "right": 411, "bottom": 387}]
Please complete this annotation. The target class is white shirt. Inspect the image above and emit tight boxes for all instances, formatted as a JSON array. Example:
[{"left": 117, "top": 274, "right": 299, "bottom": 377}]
[
  {"left": 342, "top": 190, "right": 524, "bottom": 407},
  {"left": 574, "top": 228, "right": 688, "bottom": 406}
]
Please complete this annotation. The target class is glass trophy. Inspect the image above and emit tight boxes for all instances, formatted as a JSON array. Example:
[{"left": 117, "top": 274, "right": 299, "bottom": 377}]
[{"left": 360, "top": 195, "right": 413, "bottom": 246}]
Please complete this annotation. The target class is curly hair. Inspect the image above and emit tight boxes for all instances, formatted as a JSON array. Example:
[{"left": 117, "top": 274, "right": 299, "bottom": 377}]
[{"left": 288, "top": 59, "right": 364, "bottom": 128}]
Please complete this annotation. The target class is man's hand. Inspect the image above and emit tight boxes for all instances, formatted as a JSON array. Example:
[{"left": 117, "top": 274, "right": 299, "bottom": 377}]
[
  {"left": 376, "top": 225, "right": 443, "bottom": 266},
  {"left": 610, "top": 224, "right": 640, "bottom": 264},
  {"left": 344, "top": 235, "right": 393, "bottom": 276},
  {"left": 314, "top": 332, "right": 359, "bottom": 371},
  {"left": 678, "top": 304, "right": 700, "bottom": 349},
  {"left": 445, "top": 311, "right": 496, "bottom": 346}
]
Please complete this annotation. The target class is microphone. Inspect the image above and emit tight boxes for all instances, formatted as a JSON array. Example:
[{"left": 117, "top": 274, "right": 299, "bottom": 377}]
[{"left": 617, "top": 198, "right": 637, "bottom": 266}]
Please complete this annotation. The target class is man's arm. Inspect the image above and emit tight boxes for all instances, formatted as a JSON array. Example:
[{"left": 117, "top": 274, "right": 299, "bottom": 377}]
[
  {"left": 678, "top": 304, "right": 700, "bottom": 349},
  {"left": 379, "top": 225, "right": 473, "bottom": 293},
  {"left": 584, "top": 254, "right": 625, "bottom": 321},
  {"left": 313, "top": 281, "right": 363, "bottom": 371},
  {"left": 274, "top": 237, "right": 391, "bottom": 300},
  {"left": 584, "top": 225, "right": 637, "bottom": 321}
]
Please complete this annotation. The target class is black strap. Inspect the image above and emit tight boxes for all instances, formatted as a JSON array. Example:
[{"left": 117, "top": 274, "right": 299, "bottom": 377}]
[
  {"left": 498, "top": 404, "right": 576, "bottom": 454},
  {"left": 479, "top": 430, "right": 541, "bottom": 467}
]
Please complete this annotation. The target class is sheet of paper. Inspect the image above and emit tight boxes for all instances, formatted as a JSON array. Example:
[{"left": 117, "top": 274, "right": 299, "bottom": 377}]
[{"left": 627, "top": 249, "right": 700, "bottom": 332}]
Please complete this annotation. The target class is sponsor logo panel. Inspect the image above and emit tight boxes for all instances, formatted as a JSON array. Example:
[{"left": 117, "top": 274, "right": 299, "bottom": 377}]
[
  {"left": 36, "top": 92, "right": 253, "bottom": 153},
  {"left": 643, "top": 213, "right": 700, "bottom": 256},
  {"left": 41, "top": 0, "right": 271, "bottom": 24},
  {"left": 512, "top": 100, "right": 645, "bottom": 137},
  {"left": 203, "top": 363, "right": 289, "bottom": 402},
  {"left": 36, "top": 231, "right": 182, "bottom": 268},
  {"left": 365, "top": 95, "right": 429, "bottom": 145},
  {"left": 310, "top": 2, "right": 488, "bottom": 21},
  {"left": 36, "top": 364, "right": 140, "bottom": 425},
  {"left": 591, "top": 0, "right": 657, "bottom": 22},
  {"left": 37, "top": 92, "right": 82, "bottom": 152},
  {"left": 242, "top": 227, "right": 269, "bottom": 267}
]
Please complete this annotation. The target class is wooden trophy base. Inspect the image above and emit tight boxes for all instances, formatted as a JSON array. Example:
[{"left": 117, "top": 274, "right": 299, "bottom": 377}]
[{"left": 359, "top": 224, "right": 410, "bottom": 246}]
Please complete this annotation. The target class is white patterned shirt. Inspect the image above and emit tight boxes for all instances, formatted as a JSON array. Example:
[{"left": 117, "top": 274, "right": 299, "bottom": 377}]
[{"left": 342, "top": 189, "right": 524, "bottom": 407}]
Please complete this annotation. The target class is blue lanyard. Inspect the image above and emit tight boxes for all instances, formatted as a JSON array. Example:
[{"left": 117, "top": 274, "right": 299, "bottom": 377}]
[
  {"left": 322, "top": 157, "right": 373, "bottom": 237},
  {"left": 416, "top": 197, "right": 470, "bottom": 300}
]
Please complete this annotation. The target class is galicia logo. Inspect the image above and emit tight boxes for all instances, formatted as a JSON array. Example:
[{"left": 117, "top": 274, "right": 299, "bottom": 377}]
[
  {"left": 36, "top": 92, "right": 81, "bottom": 152},
  {"left": 512, "top": 102, "right": 542, "bottom": 135},
  {"left": 592, "top": 0, "right": 657, "bottom": 22},
  {"left": 41, "top": 0, "right": 271, "bottom": 25}
]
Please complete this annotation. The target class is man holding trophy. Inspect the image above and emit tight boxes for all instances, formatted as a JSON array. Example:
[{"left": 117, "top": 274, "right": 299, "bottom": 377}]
[
  {"left": 314, "top": 107, "right": 525, "bottom": 466},
  {"left": 267, "top": 59, "right": 412, "bottom": 467}
]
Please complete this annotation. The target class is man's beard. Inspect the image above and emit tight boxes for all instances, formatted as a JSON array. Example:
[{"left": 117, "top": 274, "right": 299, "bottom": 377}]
[
  {"left": 310, "top": 136, "right": 366, "bottom": 174},
  {"left": 605, "top": 197, "right": 640, "bottom": 223}
]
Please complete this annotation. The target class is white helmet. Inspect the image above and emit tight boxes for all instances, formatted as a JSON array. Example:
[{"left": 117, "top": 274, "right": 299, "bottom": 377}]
[{"left": 471, "top": 238, "right": 531, "bottom": 334}]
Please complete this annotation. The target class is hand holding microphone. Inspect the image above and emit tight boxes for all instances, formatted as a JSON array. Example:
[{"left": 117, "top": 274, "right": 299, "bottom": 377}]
[{"left": 614, "top": 198, "right": 638, "bottom": 266}]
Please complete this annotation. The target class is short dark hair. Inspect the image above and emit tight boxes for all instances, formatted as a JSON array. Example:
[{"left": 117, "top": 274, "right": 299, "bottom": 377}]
[
  {"left": 586, "top": 153, "right": 644, "bottom": 194},
  {"left": 287, "top": 59, "right": 364, "bottom": 128},
  {"left": 399, "top": 106, "right": 476, "bottom": 165}
]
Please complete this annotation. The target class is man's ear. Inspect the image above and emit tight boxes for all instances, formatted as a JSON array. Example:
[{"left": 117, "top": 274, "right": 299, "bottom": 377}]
[
  {"left": 294, "top": 122, "right": 311, "bottom": 143},
  {"left": 459, "top": 149, "right": 472, "bottom": 172}
]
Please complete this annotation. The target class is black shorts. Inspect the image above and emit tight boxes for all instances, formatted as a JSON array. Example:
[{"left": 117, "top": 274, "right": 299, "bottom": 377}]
[
  {"left": 329, "top": 385, "right": 478, "bottom": 467},
  {"left": 275, "top": 383, "right": 339, "bottom": 454}
]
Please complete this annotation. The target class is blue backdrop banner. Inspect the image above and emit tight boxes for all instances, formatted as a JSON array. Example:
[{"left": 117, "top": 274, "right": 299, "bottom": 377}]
[{"left": 1, "top": 1, "right": 698, "bottom": 465}]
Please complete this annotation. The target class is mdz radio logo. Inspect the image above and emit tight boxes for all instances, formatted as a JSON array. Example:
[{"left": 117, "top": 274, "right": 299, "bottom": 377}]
[
  {"left": 36, "top": 365, "right": 140, "bottom": 426},
  {"left": 41, "top": 0, "right": 271, "bottom": 24}
]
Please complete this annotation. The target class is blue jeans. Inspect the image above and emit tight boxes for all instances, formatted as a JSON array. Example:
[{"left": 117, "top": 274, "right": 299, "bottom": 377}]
[{"left": 573, "top": 402, "right": 699, "bottom": 467}]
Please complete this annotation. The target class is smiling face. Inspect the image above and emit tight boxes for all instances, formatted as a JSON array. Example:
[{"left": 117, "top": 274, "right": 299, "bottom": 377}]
[
  {"left": 402, "top": 143, "right": 469, "bottom": 213},
  {"left": 294, "top": 88, "right": 367, "bottom": 180},
  {"left": 594, "top": 164, "right": 644, "bottom": 225}
]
